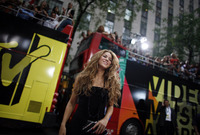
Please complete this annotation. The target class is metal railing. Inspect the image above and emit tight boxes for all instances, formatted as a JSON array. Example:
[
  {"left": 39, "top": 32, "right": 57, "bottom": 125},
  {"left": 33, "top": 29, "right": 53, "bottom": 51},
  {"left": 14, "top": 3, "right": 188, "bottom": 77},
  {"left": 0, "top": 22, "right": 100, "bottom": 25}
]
[
  {"left": 128, "top": 51, "right": 170, "bottom": 70},
  {"left": 0, "top": 3, "right": 70, "bottom": 28},
  {"left": 127, "top": 51, "right": 199, "bottom": 84}
]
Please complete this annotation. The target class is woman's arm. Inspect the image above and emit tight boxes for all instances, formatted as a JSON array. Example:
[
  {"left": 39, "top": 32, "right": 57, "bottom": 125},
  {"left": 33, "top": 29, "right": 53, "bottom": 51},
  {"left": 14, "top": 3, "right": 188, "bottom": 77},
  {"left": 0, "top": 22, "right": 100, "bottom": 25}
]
[
  {"left": 42, "top": 9, "right": 48, "bottom": 17},
  {"left": 93, "top": 104, "right": 114, "bottom": 134},
  {"left": 59, "top": 91, "right": 78, "bottom": 135},
  {"left": 34, "top": 7, "right": 41, "bottom": 14}
]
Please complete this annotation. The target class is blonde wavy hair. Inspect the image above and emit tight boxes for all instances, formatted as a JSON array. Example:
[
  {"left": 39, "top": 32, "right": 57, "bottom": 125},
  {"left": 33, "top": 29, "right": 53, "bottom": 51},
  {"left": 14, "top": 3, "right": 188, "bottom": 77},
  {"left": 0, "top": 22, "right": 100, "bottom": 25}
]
[{"left": 73, "top": 49, "right": 121, "bottom": 106}]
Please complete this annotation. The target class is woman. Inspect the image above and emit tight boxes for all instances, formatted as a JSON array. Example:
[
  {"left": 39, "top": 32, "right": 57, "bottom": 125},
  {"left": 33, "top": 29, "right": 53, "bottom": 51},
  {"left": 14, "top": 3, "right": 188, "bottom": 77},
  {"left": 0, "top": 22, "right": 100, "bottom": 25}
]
[
  {"left": 59, "top": 50, "right": 121, "bottom": 135},
  {"left": 34, "top": 1, "right": 48, "bottom": 17}
]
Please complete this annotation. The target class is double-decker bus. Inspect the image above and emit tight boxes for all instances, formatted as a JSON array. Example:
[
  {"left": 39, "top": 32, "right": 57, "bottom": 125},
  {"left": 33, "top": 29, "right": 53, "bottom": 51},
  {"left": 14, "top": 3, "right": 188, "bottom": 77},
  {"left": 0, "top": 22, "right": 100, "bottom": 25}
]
[
  {"left": 0, "top": 10, "right": 73, "bottom": 126},
  {"left": 68, "top": 32, "right": 200, "bottom": 135}
]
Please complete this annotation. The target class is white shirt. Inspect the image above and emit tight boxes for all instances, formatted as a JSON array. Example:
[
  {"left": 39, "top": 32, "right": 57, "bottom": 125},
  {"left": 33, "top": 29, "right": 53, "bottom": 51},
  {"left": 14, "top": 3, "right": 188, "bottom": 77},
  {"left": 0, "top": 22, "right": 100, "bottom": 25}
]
[
  {"left": 43, "top": 19, "right": 59, "bottom": 29},
  {"left": 165, "top": 107, "right": 172, "bottom": 121}
]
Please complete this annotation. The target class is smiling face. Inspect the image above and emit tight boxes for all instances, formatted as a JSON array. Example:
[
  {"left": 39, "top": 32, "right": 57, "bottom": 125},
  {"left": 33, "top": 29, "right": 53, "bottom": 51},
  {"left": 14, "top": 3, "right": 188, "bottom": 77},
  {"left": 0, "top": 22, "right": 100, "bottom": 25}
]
[{"left": 98, "top": 52, "right": 112, "bottom": 70}]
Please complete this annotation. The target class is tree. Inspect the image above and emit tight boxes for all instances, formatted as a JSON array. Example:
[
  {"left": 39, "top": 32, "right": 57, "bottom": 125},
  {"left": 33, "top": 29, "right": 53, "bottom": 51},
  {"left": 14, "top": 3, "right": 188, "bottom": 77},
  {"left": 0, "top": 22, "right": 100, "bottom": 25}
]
[
  {"left": 154, "top": 8, "right": 200, "bottom": 63},
  {"left": 71, "top": 0, "right": 153, "bottom": 41}
]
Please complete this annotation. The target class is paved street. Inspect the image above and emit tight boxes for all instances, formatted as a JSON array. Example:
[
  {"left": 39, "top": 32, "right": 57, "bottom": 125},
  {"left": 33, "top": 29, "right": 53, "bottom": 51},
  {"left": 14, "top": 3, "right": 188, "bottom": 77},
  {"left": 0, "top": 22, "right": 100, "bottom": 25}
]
[
  {"left": 0, "top": 118, "right": 59, "bottom": 135},
  {"left": 0, "top": 127, "right": 59, "bottom": 135}
]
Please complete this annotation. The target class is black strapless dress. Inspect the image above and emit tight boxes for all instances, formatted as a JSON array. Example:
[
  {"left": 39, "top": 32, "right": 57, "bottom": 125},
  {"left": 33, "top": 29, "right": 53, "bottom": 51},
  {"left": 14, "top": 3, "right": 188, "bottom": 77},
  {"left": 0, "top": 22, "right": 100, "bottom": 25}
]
[{"left": 67, "top": 86, "right": 108, "bottom": 135}]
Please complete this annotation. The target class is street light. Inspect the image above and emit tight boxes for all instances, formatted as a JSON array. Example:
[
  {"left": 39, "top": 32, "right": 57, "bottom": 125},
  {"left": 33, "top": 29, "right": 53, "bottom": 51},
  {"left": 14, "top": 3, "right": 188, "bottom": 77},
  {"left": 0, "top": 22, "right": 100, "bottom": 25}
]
[
  {"left": 131, "top": 39, "right": 137, "bottom": 45},
  {"left": 122, "top": 32, "right": 148, "bottom": 54},
  {"left": 141, "top": 43, "right": 149, "bottom": 50},
  {"left": 130, "top": 34, "right": 148, "bottom": 52},
  {"left": 140, "top": 37, "right": 147, "bottom": 43}
]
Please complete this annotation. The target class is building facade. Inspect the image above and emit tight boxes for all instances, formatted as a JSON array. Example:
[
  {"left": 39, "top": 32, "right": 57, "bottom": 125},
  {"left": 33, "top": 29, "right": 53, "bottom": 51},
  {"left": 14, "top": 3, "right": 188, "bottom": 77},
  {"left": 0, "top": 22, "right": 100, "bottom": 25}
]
[{"left": 57, "top": 0, "right": 200, "bottom": 71}]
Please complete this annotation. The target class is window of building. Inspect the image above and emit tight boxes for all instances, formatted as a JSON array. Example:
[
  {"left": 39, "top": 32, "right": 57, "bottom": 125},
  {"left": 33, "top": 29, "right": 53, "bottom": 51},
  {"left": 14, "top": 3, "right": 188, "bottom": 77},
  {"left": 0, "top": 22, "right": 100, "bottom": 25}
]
[
  {"left": 189, "top": 5, "right": 193, "bottom": 12},
  {"left": 199, "top": 0, "right": 200, "bottom": 17},
  {"left": 123, "top": 27, "right": 131, "bottom": 37},
  {"left": 155, "top": 15, "right": 161, "bottom": 25},
  {"left": 122, "top": 27, "right": 131, "bottom": 46},
  {"left": 140, "top": 1, "right": 148, "bottom": 36},
  {"left": 155, "top": 0, "right": 162, "bottom": 26},
  {"left": 168, "top": 15, "right": 173, "bottom": 27},
  {"left": 108, "top": 1, "right": 116, "bottom": 14},
  {"left": 169, "top": 0, "right": 173, "bottom": 6},
  {"left": 105, "top": 0, "right": 116, "bottom": 33},
  {"left": 126, "top": 0, "right": 134, "bottom": 9},
  {"left": 179, "top": 13, "right": 184, "bottom": 20},
  {"left": 142, "top": 10, "right": 148, "bottom": 18},
  {"left": 167, "top": 1, "right": 173, "bottom": 29},
  {"left": 179, "top": 6, "right": 184, "bottom": 12},
  {"left": 154, "top": 31, "right": 160, "bottom": 42},
  {"left": 105, "top": 20, "right": 114, "bottom": 33},
  {"left": 189, "top": 0, "right": 194, "bottom": 12},
  {"left": 122, "top": 1, "right": 133, "bottom": 45},
  {"left": 168, "top": 7, "right": 173, "bottom": 26},
  {"left": 140, "top": 21, "right": 147, "bottom": 36},
  {"left": 122, "top": 19, "right": 131, "bottom": 44},
  {"left": 78, "top": 12, "right": 91, "bottom": 31},
  {"left": 157, "top": 0, "right": 162, "bottom": 9},
  {"left": 124, "top": 9, "right": 132, "bottom": 21},
  {"left": 107, "top": 12, "right": 115, "bottom": 22},
  {"left": 180, "top": 0, "right": 184, "bottom": 8},
  {"left": 124, "top": 20, "right": 131, "bottom": 29},
  {"left": 168, "top": 7, "right": 173, "bottom": 15}
]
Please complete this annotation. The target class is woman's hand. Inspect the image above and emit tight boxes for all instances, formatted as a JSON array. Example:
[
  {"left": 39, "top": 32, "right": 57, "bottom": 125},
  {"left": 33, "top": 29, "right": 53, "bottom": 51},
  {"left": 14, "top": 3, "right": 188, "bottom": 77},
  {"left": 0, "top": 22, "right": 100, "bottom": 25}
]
[
  {"left": 93, "top": 118, "right": 108, "bottom": 134},
  {"left": 59, "top": 123, "right": 66, "bottom": 135}
]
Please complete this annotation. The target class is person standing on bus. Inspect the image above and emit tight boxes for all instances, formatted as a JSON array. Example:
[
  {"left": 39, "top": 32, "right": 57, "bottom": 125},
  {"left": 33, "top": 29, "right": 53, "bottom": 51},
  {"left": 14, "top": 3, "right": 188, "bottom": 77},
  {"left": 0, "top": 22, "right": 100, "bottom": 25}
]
[
  {"left": 62, "top": 2, "right": 73, "bottom": 17},
  {"left": 192, "top": 113, "right": 200, "bottom": 135},
  {"left": 56, "top": 9, "right": 74, "bottom": 32},
  {"left": 59, "top": 49, "right": 121, "bottom": 135},
  {"left": 157, "top": 99, "right": 177, "bottom": 135}
]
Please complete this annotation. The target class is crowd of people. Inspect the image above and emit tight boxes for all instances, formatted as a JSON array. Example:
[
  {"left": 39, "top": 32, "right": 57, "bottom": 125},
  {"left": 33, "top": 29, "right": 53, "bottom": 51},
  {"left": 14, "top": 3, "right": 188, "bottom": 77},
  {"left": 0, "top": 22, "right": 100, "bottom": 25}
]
[
  {"left": 0, "top": 0, "right": 74, "bottom": 30},
  {"left": 128, "top": 51, "right": 200, "bottom": 84},
  {"left": 1, "top": 0, "right": 200, "bottom": 84},
  {"left": 78, "top": 25, "right": 122, "bottom": 46}
]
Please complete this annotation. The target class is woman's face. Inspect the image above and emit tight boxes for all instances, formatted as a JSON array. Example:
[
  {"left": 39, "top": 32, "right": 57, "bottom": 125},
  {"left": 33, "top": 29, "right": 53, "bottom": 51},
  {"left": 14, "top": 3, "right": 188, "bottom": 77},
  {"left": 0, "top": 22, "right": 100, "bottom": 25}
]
[
  {"left": 54, "top": 7, "right": 58, "bottom": 12},
  {"left": 41, "top": 1, "right": 47, "bottom": 8},
  {"left": 98, "top": 52, "right": 112, "bottom": 70}
]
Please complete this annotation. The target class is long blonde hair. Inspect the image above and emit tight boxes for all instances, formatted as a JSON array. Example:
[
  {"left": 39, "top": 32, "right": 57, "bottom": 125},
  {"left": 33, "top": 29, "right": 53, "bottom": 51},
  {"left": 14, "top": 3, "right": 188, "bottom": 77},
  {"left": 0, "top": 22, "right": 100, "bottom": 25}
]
[{"left": 73, "top": 49, "right": 121, "bottom": 106}]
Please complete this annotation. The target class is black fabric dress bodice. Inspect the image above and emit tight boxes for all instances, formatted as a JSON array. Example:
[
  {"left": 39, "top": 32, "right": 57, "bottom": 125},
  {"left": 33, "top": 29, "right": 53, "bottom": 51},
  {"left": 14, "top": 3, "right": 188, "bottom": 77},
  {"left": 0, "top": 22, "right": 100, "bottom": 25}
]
[{"left": 67, "top": 86, "right": 109, "bottom": 135}]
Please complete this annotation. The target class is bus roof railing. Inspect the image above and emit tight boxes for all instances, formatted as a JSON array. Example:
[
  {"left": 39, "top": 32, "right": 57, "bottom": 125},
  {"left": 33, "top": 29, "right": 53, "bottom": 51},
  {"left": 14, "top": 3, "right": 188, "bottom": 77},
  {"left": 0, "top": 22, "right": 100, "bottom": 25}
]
[
  {"left": 128, "top": 51, "right": 170, "bottom": 72},
  {"left": 127, "top": 51, "right": 200, "bottom": 83},
  {"left": 0, "top": 4, "right": 68, "bottom": 26}
]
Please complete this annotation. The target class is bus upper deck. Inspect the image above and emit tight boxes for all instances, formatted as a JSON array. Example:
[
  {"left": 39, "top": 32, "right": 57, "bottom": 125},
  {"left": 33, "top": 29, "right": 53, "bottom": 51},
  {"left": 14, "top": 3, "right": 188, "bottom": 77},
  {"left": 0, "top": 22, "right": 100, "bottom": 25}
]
[{"left": 70, "top": 32, "right": 200, "bottom": 85}]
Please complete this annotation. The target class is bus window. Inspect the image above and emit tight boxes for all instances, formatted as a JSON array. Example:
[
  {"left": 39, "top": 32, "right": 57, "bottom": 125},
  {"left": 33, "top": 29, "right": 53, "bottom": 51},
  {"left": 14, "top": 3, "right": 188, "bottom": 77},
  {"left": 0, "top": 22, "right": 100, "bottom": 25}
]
[
  {"left": 75, "top": 35, "right": 93, "bottom": 57},
  {"left": 99, "top": 37, "right": 126, "bottom": 58}
]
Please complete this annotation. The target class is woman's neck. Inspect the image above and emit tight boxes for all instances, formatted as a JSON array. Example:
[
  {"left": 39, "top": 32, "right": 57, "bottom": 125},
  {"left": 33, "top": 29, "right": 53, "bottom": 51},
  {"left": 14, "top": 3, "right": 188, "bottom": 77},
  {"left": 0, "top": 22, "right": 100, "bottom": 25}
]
[
  {"left": 93, "top": 69, "right": 105, "bottom": 87},
  {"left": 95, "top": 72, "right": 104, "bottom": 80},
  {"left": 96, "top": 68, "right": 105, "bottom": 78}
]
